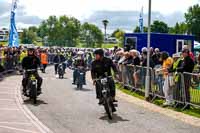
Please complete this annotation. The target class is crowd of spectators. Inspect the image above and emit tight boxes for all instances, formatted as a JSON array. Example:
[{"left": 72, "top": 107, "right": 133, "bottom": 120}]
[{"left": 1, "top": 44, "right": 200, "bottom": 109}]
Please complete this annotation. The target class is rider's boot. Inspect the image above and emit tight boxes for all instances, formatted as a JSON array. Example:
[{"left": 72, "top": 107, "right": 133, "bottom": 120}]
[
  {"left": 98, "top": 98, "right": 104, "bottom": 105},
  {"left": 113, "top": 97, "right": 118, "bottom": 103},
  {"left": 37, "top": 88, "right": 42, "bottom": 95}
]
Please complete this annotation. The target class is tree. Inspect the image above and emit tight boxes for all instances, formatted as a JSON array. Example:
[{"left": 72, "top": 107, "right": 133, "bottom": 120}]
[
  {"left": 28, "top": 26, "right": 38, "bottom": 33},
  {"left": 37, "top": 15, "right": 81, "bottom": 47},
  {"left": 20, "top": 29, "right": 37, "bottom": 44},
  {"left": 169, "top": 22, "right": 188, "bottom": 34},
  {"left": 102, "top": 20, "right": 109, "bottom": 40},
  {"left": 134, "top": 26, "right": 148, "bottom": 33},
  {"left": 111, "top": 29, "right": 125, "bottom": 47},
  {"left": 111, "top": 29, "right": 120, "bottom": 37},
  {"left": 81, "top": 22, "right": 103, "bottom": 48},
  {"left": 185, "top": 4, "right": 200, "bottom": 41},
  {"left": 151, "top": 20, "right": 169, "bottom": 33}
]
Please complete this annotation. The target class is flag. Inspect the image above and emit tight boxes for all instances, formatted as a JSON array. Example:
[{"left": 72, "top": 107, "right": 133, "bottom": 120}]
[
  {"left": 139, "top": 7, "right": 144, "bottom": 33},
  {"left": 9, "top": 0, "right": 19, "bottom": 47}
]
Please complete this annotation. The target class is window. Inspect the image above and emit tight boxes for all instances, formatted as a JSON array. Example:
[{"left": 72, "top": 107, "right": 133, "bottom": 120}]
[{"left": 125, "top": 37, "right": 137, "bottom": 50}]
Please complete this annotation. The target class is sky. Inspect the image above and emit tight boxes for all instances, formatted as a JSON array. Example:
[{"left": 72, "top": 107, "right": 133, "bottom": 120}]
[
  {"left": 19, "top": 0, "right": 199, "bottom": 19},
  {"left": 1, "top": 0, "right": 200, "bottom": 32}
]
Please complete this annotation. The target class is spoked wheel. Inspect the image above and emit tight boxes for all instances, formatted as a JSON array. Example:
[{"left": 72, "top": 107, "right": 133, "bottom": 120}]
[
  {"left": 30, "top": 84, "right": 37, "bottom": 104},
  {"left": 104, "top": 98, "right": 113, "bottom": 120}
]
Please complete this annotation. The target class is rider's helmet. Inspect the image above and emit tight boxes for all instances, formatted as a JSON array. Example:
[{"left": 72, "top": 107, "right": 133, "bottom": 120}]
[
  {"left": 94, "top": 49, "right": 104, "bottom": 57},
  {"left": 77, "top": 51, "right": 84, "bottom": 55},
  {"left": 27, "top": 46, "right": 35, "bottom": 56}
]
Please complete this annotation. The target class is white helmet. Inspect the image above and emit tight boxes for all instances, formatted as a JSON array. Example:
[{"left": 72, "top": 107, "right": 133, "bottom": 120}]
[
  {"left": 142, "top": 47, "right": 147, "bottom": 53},
  {"left": 77, "top": 51, "right": 84, "bottom": 55}
]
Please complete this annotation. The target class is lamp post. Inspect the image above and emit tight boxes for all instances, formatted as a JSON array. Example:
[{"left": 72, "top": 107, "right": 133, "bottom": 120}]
[
  {"left": 102, "top": 20, "right": 109, "bottom": 42},
  {"left": 145, "top": 0, "right": 152, "bottom": 100}
]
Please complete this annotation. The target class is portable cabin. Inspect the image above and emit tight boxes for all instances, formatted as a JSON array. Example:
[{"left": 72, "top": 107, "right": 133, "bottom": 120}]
[{"left": 124, "top": 33, "right": 195, "bottom": 55}]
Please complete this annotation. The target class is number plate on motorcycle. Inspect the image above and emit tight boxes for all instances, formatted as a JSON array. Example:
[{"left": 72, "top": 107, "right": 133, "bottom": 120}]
[{"left": 101, "top": 78, "right": 107, "bottom": 84}]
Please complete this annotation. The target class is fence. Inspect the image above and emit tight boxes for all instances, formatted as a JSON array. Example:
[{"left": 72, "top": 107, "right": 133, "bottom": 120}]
[
  {"left": 183, "top": 72, "right": 200, "bottom": 109},
  {"left": 0, "top": 53, "right": 55, "bottom": 79},
  {"left": 116, "top": 64, "right": 200, "bottom": 110}
]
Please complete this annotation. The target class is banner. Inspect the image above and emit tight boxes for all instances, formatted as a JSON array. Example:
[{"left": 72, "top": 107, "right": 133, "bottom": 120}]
[
  {"left": 9, "top": 0, "right": 19, "bottom": 47},
  {"left": 139, "top": 7, "right": 144, "bottom": 33}
]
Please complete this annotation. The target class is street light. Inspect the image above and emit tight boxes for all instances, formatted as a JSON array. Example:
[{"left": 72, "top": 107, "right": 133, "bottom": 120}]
[
  {"left": 145, "top": 0, "right": 152, "bottom": 100},
  {"left": 102, "top": 20, "right": 109, "bottom": 42}
]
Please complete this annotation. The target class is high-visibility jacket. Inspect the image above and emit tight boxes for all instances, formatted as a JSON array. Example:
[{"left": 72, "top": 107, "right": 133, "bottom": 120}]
[
  {"left": 19, "top": 51, "right": 27, "bottom": 63},
  {"left": 41, "top": 53, "right": 48, "bottom": 64},
  {"left": 173, "top": 58, "right": 182, "bottom": 82}
]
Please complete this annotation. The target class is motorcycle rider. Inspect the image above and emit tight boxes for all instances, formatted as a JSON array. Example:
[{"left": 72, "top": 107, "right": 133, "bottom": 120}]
[
  {"left": 72, "top": 51, "right": 86, "bottom": 85},
  {"left": 53, "top": 50, "right": 66, "bottom": 75},
  {"left": 22, "top": 48, "right": 43, "bottom": 95},
  {"left": 91, "top": 49, "right": 118, "bottom": 105}
]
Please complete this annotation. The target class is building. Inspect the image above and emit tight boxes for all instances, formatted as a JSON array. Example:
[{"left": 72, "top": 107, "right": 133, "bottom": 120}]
[
  {"left": 0, "top": 29, "right": 9, "bottom": 42},
  {"left": 0, "top": 28, "right": 23, "bottom": 42},
  {"left": 124, "top": 33, "right": 194, "bottom": 55}
]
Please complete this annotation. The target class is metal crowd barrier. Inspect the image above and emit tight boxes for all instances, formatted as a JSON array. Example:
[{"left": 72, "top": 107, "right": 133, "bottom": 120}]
[
  {"left": 116, "top": 63, "right": 200, "bottom": 110},
  {"left": 183, "top": 72, "right": 200, "bottom": 109},
  {"left": 0, "top": 56, "right": 19, "bottom": 81},
  {"left": 117, "top": 64, "right": 153, "bottom": 94}
]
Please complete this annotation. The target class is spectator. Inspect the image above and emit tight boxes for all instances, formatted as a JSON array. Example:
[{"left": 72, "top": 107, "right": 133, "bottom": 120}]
[
  {"left": 40, "top": 50, "right": 48, "bottom": 73},
  {"left": 169, "top": 53, "right": 183, "bottom": 104},
  {"left": 161, "top": 52, "right": 174, "bottom": 106},
  {"left": 177, "top": 49, "right": 195, "bottom": 109},
  {"left": 130, "top": 50, "right": 140, "bottom": 66},
  {"left": 152, "top": 48, "right": 162, "bottom": 66}
]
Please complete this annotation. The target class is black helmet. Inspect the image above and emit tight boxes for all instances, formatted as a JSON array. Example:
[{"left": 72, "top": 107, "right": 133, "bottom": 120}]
[
  {"left": 94, "top": 49, "right": 104, "bottom": 56},
  {"left": 27, "top": 48, "right": 35, "bottom": 51},
  {"left": 161, "top": 51, "right": 169, "bottom": 60}
]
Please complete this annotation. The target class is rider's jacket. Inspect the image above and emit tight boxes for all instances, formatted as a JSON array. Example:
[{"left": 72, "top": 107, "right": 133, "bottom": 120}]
[
  {"left": 91, "top": 57, "right": 117, "bottom": 79},
  {"left": 53, "top": 54, "right": 65, "bottom": 64},
  {"left": 74, "top": 57, "right": 86, "bottom": 68},
  {"left": 22, "top": 55, "right": 40, "bottom": 70}
]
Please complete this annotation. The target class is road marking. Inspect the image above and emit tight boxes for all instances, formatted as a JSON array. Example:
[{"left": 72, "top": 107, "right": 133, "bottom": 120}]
[
  {"left": 16, "top": 82, "right": 54, "bottom": 133},
  {"left": 0, "top": 99, "right": 14, "bottom": 101},
  {"left": 0, "top": 108, "right": 19, "bottom": 111},
  {"left": 0, "top": 92, "right": 15, "bottom": 95},
  {"left": 0, "top": 121, "right": 31, "bottom": 125},
  {"left": 0, "top": 125, "right": 38, "bottom": 133}
]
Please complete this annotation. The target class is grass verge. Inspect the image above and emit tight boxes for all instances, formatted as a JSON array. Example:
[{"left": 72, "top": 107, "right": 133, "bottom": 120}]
[
  {"left": 116, "top": 83, "right": 200, "bottom": 118},
  {"left": 101, "top": 43, "right": 120, "bottom": 49}
]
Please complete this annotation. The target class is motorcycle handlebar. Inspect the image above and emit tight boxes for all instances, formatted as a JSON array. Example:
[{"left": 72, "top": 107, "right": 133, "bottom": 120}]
[{"left": 93, "top": 76, "right": 113, "bottom": 82}]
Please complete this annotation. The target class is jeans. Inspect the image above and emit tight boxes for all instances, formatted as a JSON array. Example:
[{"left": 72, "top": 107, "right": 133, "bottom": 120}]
[
  {"left": 73, "top": 69, "right": 86, "bottom": 84},
  {"left": 163, "top": 76, "right": 173, "bottom": 104}
]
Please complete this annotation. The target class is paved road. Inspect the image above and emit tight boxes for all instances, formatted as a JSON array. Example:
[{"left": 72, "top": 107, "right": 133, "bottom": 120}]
[{"left": 26, "top": 67, "right": 200, "bottom": 133}]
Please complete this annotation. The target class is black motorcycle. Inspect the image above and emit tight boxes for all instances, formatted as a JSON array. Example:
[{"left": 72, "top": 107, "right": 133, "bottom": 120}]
[
  {"left": 95, "top": 76, "right": 117, "bottom": 119},
  {"left": 24, "top": 69, "right": 38, "bottom": 104},
  {"left": 58, "top": 63, "right": 65, "bottom": 79},
  {"left": 74, "top": 67, "right": 85, "bottom": 90}
]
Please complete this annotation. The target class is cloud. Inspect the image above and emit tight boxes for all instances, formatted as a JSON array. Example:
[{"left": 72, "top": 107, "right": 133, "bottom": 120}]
[
  {"left": 83, "top": 11, "right": 185, "bottom": 33},
  {"left": 0, "top": 1, "right": 43, "bottom": 28}
]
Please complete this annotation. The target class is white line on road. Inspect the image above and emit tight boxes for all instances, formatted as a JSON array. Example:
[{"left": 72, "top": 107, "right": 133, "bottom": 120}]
[
  {"left": 0, "top": 99, "right": 14, "bottom": 101},
  {"left": 0, "top": 108, "right": 19, "bottom": 111},
  {"left": 0, "top": 125, "right": 38, "bottom": 133},
  {"left": 0, "top": 121, "right": 32, "bottom": 125},
  {"left": 0, "top": 92, "right": 15, "bottom": 95}
]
